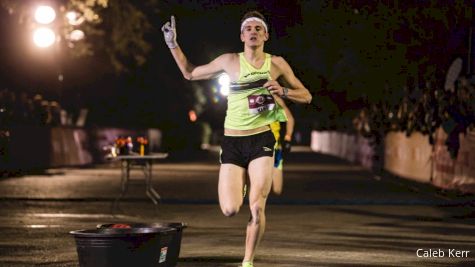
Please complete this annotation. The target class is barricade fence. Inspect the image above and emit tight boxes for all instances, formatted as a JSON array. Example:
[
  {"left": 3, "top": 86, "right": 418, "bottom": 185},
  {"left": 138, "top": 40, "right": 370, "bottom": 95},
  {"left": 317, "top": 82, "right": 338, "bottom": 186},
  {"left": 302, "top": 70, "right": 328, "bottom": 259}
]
[
  {"left": 311, "top": 131, "right": 375, "bottom": 170},
  {"left": 1, "top": 127, "right": 163, "bottom": 170},
  {"left": 3, "top": 126, "right": 474, "bottom": 193},
  {"left": 432, "top": 128, "right": 475, "bottom": 193},
  {"left": 311, "top": 129, "right": 475, "bottom": 193}
]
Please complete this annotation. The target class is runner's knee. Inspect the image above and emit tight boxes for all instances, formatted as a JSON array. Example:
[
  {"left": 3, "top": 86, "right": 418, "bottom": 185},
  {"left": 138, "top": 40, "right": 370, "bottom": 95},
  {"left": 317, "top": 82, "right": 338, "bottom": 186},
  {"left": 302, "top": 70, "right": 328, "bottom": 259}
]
[
  {"left": 249, "top": 203, "right": 263, "bottom": 224},
  {"left": 272, "top": 186, "right": 282, "bottom": 195},
  {"left": 221, "top": 204, "right": 241, "bottom": 217}
]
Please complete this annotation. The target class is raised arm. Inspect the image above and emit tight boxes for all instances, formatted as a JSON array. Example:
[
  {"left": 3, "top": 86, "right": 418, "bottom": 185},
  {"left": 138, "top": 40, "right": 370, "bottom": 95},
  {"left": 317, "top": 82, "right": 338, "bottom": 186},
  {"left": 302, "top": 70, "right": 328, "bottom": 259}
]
[
  {"left": 265, "top": 56, "right": 312, "bottom": 104},
  {"left": 162, "top": 16, "right": 229, "bottom": 81}
]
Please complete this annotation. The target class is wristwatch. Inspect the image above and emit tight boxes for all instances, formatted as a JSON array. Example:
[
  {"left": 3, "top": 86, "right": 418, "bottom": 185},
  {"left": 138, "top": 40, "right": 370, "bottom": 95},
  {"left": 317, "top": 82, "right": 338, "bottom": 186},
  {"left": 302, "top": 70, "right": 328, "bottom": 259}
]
[{"left": 282, "top": 87, "right": 289, "bottom": 98}]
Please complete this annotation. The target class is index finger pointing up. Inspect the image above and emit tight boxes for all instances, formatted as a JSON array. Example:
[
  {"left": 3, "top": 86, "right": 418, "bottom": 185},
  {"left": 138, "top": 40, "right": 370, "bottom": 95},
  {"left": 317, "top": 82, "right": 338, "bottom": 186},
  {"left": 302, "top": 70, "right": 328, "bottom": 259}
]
[{"left": 171, "top": 15, "right": 175, "bottom": 29}]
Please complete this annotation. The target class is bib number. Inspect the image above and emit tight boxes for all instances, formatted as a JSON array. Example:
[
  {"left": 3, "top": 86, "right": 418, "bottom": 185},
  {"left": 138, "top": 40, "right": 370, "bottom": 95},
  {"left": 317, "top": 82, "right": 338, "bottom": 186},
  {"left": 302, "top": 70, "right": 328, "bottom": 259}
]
[{"left": 248, "top": 94, "right": 275, "bottom": 114}]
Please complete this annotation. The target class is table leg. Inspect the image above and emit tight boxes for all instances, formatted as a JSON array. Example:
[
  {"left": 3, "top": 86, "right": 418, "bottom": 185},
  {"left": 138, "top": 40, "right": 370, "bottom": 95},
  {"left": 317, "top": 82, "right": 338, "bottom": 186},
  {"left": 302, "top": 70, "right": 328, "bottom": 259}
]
[
  {"left": 144, "top": 160, "right": 160, "bottom": 204},
  {"left": 112, "top": 160, "right": 131, "bottom": 211}
]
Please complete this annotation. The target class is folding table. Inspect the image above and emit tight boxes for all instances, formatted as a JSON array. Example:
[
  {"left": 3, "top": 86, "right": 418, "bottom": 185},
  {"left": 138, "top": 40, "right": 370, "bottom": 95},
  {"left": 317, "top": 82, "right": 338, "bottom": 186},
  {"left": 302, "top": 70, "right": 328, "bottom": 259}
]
[{"left": 109, "top": 153, "right": 168, "bottom": 211}]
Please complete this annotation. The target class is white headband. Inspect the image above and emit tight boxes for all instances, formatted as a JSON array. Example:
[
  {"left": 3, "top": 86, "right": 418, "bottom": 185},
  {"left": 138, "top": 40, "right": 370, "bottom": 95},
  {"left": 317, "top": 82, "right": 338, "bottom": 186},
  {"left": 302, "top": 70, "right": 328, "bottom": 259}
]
[{"left": 240, "top": 17, "right": 268, "bottom": 33}]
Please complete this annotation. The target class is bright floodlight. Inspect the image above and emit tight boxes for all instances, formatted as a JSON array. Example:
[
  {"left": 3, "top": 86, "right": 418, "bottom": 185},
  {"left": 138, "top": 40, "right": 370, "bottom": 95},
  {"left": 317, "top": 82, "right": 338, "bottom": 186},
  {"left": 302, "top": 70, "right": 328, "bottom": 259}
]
[
  {"left": 218, "top": 73, "right": 230, "bottom": 96},
  {"left": 34, "top": 5, "right": 56, "bottom": 24},
  {"left": 220, "top": 84, "right": 230, "bottom": 96},
  {"left": 218, "top": 73, "right": 230, "bottom": 86},
  {"left": 33, "top": 27, "right": 56, "bottom": 47}
]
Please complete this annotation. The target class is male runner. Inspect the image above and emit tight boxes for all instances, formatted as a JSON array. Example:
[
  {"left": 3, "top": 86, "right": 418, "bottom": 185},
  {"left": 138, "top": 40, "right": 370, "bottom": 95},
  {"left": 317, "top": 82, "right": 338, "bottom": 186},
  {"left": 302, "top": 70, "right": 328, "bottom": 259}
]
[{"left": 162, "top": 11, "right": 311, "bottom": 267}]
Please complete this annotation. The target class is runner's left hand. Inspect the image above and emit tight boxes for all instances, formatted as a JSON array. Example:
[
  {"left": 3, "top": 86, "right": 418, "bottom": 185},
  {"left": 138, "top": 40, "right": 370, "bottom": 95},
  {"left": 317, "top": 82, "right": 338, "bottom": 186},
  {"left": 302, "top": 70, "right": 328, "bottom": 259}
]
[{"left": 264, "top": 81, "right": 285, "bottom": 97}]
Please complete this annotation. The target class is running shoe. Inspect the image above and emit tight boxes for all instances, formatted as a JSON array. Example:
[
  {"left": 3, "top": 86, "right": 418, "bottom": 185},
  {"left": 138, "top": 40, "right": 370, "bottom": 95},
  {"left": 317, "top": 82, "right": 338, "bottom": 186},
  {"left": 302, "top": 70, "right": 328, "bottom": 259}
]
[{"left": 239, "top": 261, "right": 253, "bottom": 267}]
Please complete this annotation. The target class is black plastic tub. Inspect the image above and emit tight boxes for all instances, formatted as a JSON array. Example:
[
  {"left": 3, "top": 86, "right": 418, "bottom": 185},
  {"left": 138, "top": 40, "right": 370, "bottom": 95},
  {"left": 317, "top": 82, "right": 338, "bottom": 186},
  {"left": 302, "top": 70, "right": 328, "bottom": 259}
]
[
  {"left": 70, "top": 225, "right": 180, "bottom": 267},
  {"left": 96, "top": 222, "right": 187, "bottom": 267}
]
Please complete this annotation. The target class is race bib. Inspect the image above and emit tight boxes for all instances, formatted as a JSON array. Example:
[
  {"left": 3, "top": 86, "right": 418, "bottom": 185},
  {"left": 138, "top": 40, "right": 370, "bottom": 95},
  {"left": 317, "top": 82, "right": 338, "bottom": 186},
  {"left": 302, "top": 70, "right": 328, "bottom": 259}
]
[{"left": 248, "top": 94, "right": 275, "bottom": 114}]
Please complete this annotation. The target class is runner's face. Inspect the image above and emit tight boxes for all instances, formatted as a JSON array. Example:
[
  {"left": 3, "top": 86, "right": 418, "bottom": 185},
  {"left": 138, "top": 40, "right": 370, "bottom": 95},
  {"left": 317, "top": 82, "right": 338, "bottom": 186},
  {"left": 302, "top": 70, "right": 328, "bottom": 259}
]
[{"left": 240, "top": 21, "right": 268, "bottom": 46}]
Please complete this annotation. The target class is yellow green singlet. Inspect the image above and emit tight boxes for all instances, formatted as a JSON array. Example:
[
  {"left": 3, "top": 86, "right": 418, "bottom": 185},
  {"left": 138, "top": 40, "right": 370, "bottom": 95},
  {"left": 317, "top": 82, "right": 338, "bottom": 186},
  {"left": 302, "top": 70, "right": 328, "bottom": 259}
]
[{"left": 224, "top": 53, "right": 287, "bottom": 130}]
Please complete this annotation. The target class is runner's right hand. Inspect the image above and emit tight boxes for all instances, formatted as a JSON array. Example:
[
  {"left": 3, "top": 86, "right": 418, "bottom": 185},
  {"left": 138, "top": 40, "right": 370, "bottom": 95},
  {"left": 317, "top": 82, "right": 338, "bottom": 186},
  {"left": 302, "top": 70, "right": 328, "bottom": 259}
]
[
  {"left": 282, "top": 140, "right": 292, "bottom": 155},
  {"left": 161, "top": 16, "right": 178, "bottom": 49}
]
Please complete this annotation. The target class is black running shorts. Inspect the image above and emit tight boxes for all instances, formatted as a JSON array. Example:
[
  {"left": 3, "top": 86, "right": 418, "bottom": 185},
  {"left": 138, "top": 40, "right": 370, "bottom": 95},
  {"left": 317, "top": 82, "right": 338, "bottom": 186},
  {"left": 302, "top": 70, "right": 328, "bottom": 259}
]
[{"left": 220, "top": 130, "right": 276, "bottom": 169}]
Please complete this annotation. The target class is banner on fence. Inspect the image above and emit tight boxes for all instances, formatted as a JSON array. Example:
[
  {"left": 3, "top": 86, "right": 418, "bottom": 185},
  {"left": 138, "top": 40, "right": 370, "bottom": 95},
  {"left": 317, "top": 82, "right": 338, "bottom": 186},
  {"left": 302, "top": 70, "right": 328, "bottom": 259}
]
[
  {"left": 432, "top": 128, "right": 475, "bottom": 192},
  {"left": 384, "top": 132, "right": 432, "bottom": 183}
]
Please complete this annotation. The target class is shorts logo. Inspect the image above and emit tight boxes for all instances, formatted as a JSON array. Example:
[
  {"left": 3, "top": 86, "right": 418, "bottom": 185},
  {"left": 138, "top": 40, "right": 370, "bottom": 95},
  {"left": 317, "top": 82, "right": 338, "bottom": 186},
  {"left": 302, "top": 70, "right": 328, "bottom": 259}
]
[{"left": 263, "top": 146, "right": 272, "bottom": 152}]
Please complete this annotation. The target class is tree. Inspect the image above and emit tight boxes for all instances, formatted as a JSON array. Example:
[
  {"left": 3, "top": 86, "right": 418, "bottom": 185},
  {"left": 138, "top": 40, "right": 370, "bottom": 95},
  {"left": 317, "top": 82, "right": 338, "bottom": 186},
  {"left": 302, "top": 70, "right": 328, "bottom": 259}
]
[
  {"left": 283, "top": 1, "right": 471, "bottom": 130},
  {"left": 0, "top": 0, "right": 158, "bottom": 73}
]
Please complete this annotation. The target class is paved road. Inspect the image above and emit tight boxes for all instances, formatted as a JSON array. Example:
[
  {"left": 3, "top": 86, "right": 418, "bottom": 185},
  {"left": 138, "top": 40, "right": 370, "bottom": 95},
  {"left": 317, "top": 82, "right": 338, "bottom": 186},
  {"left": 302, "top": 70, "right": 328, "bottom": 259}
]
[{"left": 0, "top": 148, "right": 474, "bottom": 266}]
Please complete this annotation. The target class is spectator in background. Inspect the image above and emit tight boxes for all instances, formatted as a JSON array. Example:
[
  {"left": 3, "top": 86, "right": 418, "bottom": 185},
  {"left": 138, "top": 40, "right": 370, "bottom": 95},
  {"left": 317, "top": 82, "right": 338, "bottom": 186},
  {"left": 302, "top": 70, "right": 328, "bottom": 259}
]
[
  {"left": 49, "top": 101, "right": 62, "bottom": 126},
  {"left": 40, "top": 100, "right": 52, "bottom": 125},
  {"left": 0, "top": 89, "right": 15, "bottom": 127},
  {"left": 31, "top": 94, "right": 44, "bottom": 126},
  {"left": 0, "top": 90, "right": 69, "bottom": 127},
  {"left": 12, "top": 92, "right": 33, "bottom": 125}
]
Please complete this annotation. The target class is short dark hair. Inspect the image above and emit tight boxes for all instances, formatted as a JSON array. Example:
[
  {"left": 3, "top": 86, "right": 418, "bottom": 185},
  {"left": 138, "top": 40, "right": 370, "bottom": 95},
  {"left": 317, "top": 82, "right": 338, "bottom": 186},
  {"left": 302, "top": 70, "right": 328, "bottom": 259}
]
[{"left": 241, "top": 10, "right": 267, "bottom": 26}]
